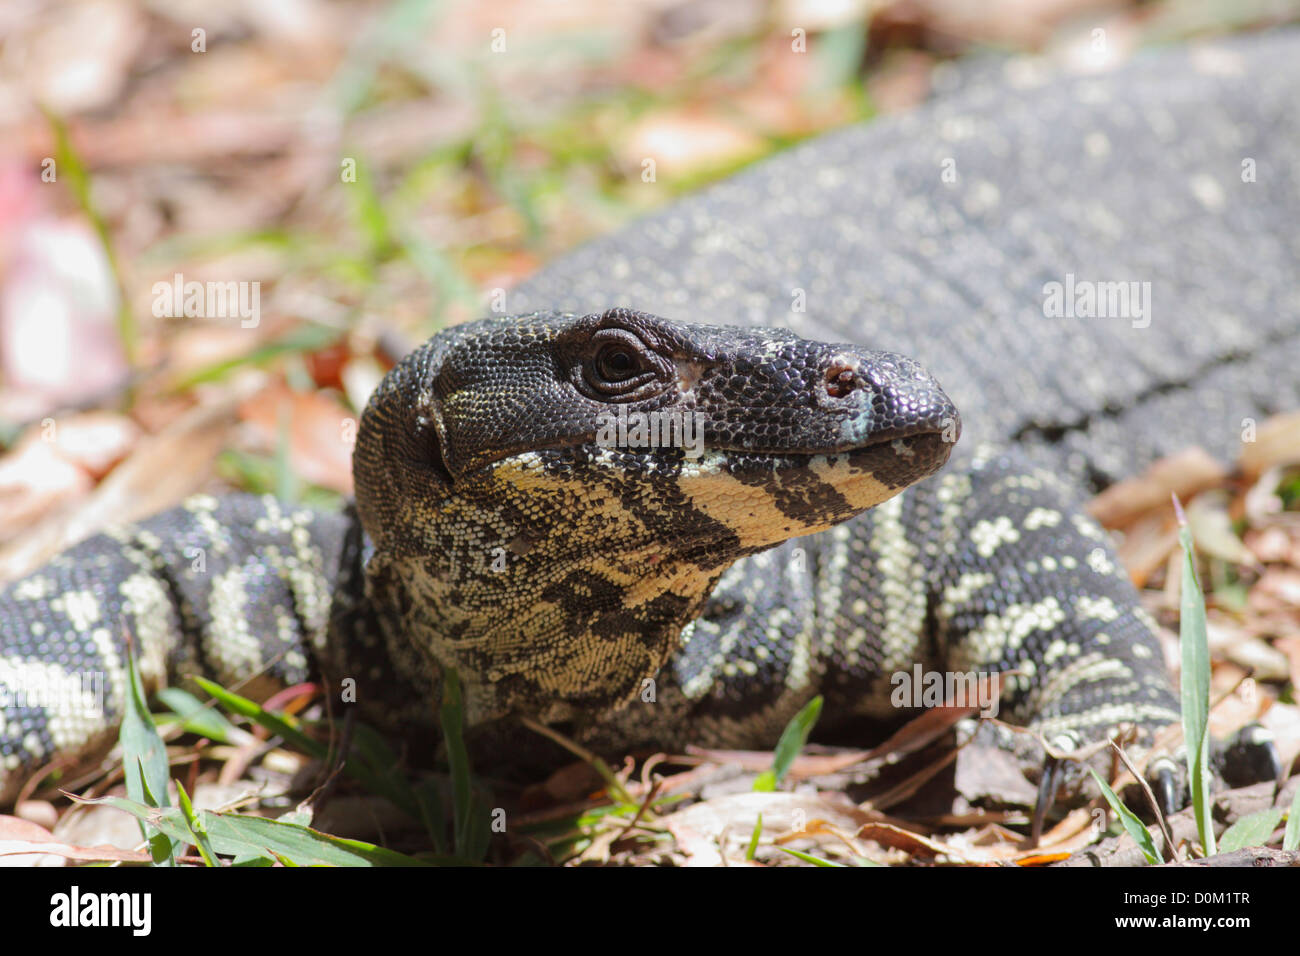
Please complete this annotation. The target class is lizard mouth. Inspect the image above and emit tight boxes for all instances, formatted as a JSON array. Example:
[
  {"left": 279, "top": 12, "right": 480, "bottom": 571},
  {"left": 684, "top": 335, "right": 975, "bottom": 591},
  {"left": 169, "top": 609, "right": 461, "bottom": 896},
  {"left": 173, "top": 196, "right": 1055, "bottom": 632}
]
[
  {"left": 797, "top": 423, "right": 951, "bottom": 470},
  {"left": 705, "top": 425, "right": 955, "bottom": 481},
  {"left": 664, "top": 429, "right": 955, "bottom": 545},
  {"left": 743, "top": 423, "right": 949, "bottom": 454},
  {"left": 847, "top": 427, "right": 955, "bottom": 479},
  {"left": 463, "top": 413, "right": 955, "bottom": 555}
]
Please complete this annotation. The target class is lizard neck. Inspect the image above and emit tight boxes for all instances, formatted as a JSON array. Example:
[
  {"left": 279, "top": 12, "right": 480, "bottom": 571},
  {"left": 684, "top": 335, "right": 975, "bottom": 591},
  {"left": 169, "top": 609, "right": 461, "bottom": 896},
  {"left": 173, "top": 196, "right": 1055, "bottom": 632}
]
[{"left": 362, "top": 451, "right": 737, "bottom": 726}]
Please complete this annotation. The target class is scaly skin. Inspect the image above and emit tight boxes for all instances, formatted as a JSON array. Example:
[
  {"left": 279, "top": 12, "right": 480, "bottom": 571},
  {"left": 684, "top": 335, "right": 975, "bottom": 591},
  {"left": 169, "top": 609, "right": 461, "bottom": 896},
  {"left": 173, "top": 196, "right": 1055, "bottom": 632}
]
[{"left": 6, "top": 31, "right": 1299, "bottom": 806}]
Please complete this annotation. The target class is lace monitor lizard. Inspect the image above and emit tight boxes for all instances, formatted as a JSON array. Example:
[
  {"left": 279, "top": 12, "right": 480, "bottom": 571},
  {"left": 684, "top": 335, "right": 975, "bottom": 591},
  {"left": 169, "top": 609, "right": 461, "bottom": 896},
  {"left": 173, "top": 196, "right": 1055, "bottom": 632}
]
[{"left": 2, "top": 32, "right": 1297, "bottom": 820}]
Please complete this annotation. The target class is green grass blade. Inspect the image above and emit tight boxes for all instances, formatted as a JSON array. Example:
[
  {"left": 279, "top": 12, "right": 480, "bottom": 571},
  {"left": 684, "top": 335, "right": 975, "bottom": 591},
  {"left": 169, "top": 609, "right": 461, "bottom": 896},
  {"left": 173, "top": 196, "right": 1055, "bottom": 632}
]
[
  {"left": 120, "top": 640, "right": 175, "bottom": 864},
  {"left": 344, "top": 153, "right": 396, "bottom": 259},
  {"left": 273, "top": 402, "right": 299, "bottom": 504},
  {"left": 746, "top": 813, "right": 763, "bottom": 861},
  {"left": 44, "top": 109, "right": 137, "bottom": 365},
  {"left": 156, "top": 686, "right": 242, "bottom": 744},
  {"left": 191, "top": 676, "right": 324, "bottom": 757},
  {"left": 778, "top": 847, "right": 847, "bottom": 867},
  {"left": 343, "top": 721, "right": 426, "bottom": 820},
  {"left": 754, "top": 695, "right": 823, "bottom": 792},
  {"left": 1089, "top": 769, "right": 1161, "bottom": 865},
  {"left": 168, "top": 324, "right": 341, "bottom": 391},
  {"left": 1174, "top": 496, "right": 1216, "bottom": 856},
  {"left": 175, "top": 781, "right": 219, "bottom": 867},
  {"left": 191, "top": 676, "right": 419, "bottom": 817},
  {"left": 1218, "top": 808, "right": 1284, "bottom": 853},
  {"left": 395, "top": 226, "right": 479, "bottom": 314},
  {"left": 415, "top": 777, "right": 448, "bottom": 855},
  {"left": 72, "top": 794, "right": 455, "bottom": 866},
  {"left": 1285, "top": 788, "right": 1300, "bottom": 852},
  {"left": 439, "top": 669, "right": 481, "bottom": 859}
]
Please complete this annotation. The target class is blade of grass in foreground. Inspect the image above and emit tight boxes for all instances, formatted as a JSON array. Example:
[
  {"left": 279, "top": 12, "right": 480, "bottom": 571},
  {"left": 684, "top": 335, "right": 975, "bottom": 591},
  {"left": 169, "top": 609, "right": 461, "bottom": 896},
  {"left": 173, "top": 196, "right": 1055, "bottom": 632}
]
[
  {"left": 778, "top": 847, "right": 848, "bottom": 867},
  {"left": 1173, "top": 494, "right": 1215, "bottom": 857},
  {"left": 175, "top": 781, "right": 219, "bottom": 867},
  {"left": 1218, "top": 808, "right": 1284, "bottom": 853},
  {"left": 120, "top": 638, "right": 176, "bottom": 865},
  {"left": 70, "top": 794, "right": 458, "bottom": 866},
  {"left": 191, "top": 676, "right": 420, "bottom": 818},
  {"left": 44, "top": 108, "right": 138, "bottom": 365},
  {"left": 156, "top": 686, "right": 243, "bottom": 744},
  {"left": 1089, "top": 769, "right": 1161, "bottom": 865},
  {"left": 440, "top": 668, "right": 493, "bottom": 861},
  {"left": 746, "top": 813, "right": 763, "bottom": 862},
  {"left": 754, "top": 695, "right": 822, "bottom": 792},
  {"left": 1286, "top": 788, "right": 1300, "bottom": 853}
]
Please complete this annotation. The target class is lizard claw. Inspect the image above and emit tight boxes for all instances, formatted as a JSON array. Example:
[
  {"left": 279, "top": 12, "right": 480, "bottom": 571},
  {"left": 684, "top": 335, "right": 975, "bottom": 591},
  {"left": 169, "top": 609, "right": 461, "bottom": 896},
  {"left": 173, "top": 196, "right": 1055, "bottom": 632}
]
[
  {"left": 1030, "top": 732, "right": 1080, "bottom": 845},
  {"left": 1217, "top": 723, "right": 1282, "bottom": 788},
  {"left": 1145, "top": 754, "right": 1183, "bottom": 819},
  {"left": 1133, "top": 724, "right": 1277, "bottom": 823}
]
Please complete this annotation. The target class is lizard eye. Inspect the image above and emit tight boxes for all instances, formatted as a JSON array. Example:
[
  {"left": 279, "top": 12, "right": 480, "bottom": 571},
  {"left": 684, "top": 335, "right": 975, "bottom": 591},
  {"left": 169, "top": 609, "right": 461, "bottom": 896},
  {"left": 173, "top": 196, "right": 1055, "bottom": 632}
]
[
  {"left": 583, "top": 328, "right": 662, "bottom": 397},
  {"left": 596, "top": 345, "right": 638, "bottom": 381}
]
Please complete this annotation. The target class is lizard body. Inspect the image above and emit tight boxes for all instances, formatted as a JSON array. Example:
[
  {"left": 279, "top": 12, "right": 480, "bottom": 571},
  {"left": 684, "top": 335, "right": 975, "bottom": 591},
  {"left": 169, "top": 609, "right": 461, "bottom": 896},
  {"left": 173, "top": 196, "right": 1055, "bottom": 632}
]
[{"left": 3, "top": 33, "right": 1297, "bottom": 807}]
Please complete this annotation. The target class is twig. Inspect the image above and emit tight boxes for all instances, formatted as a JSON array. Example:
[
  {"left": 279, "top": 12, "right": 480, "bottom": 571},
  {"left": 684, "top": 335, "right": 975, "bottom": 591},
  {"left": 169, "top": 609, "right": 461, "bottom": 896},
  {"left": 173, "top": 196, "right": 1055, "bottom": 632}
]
[{"left": 1109, "top": 740, "right": 1178, "bottom": 862}]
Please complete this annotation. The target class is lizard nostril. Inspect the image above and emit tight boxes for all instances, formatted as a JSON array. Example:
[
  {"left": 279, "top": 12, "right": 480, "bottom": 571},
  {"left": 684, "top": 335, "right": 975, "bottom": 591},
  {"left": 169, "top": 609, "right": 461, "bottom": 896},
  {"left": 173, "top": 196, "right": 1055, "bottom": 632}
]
[{"left": 825, "top": 362, "right": 857, "bottom": 398}]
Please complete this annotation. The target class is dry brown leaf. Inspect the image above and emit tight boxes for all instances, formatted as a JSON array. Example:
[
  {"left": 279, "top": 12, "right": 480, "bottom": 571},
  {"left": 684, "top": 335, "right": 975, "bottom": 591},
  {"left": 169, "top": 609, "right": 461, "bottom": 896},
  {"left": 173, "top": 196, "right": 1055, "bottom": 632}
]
[
  {"left": 14, "top": 0, "right": 145, "bottom": 114},
  {"left": 954, "top": 737, "right": 1039, "bottom": 807},
  {"left": 1273, "top": 637, "right": 1300, "bottom": 697},
  {"left": 1238, "top": 412, "right": 1300, "bottom": 477},
  {"left": 1259, "top": 702, "right": 1300, "bottom": 774},
  {"left": 1252, "top": 569, "right": 1300, "bottom": 614},
  {"left": 1088, "top": 446, "right": 1227, "bottom": 528},
  {"left": 1243, "top": 465, "right": 1300, "bottom": 529},
  {"left": 1206, "top": 616, "right": 1291, "bottom": 682},
  {"left": 683, "top": 746, "right": 873, "bottom": 775},
  {"left": 1245, "top": 526, "right": 1294, "bottom": 564},
  {"left": 14, "top": 800, "right": 58, "bottom": 831},
  {"left": 850, "top": 817, "right": 1070, "bottom": 864},
  {"left": 862, "top": 742, "right": 959, "bottom": 811},
  {"left": 1113, "top": 514, "right": 1179, "bottom": 587},
  {"left": 46, "top": 412, "right": 140, "bottom": 478},
  {"left": 0, "top": 385, "right": 251, "bottom": 583},
  {"left": 238, "top": 381, "right": 355, "bottom": 494},
  {"left": 1187, "top": 491, "right": 1259, "bottom": 568},
  {"left": 791, "top": 819, "right": 889, "bottom": 862},
  {"left": 530, "top": 761, "right": 607, "bottom": 806},
  {"left": 1037, "top": 807, "right": 1097, "bottom": 849},
  {"left": 0, "top": 814, "right": 149, "bottom": 867},
  {"left": 164, "top": 327, "right": 270, "bottom": 385},
  {"left": 849, "top": 820, "right": 965, "bottom": 860},
  {"left": 664, "top": 790, "right": 880, "bottom": 865},
  {"left": 620, "top": 110, "right": 765, "bottom": 181},
  {"left": 1207, "top": 676, "right": 1270, "bottom": 743},
  {"left": 0, "top": 433, "right": 92, "bottom": 543}
]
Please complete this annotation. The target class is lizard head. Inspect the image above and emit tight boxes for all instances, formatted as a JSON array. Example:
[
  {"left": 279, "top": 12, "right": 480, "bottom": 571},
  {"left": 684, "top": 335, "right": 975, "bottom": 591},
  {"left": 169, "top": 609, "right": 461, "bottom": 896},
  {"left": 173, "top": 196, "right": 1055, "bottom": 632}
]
[{"left": 353, "top": 308, "right": 958, "bottom": 724}]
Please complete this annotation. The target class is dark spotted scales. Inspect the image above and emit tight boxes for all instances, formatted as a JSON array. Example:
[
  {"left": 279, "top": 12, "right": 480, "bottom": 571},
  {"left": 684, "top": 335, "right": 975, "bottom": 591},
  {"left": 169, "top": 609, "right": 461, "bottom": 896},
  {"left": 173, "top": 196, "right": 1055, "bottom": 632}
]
[{"left": 3, "top": 34, "right": 1298, "bottom": 805}]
